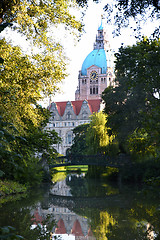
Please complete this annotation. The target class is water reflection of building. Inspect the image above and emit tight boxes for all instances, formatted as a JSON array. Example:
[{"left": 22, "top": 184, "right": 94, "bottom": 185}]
[
  {"left": 50, "top": 178, "right": 72, "bottom": 196},
  {"left": 50, "top": 176, "right": 96, "bottom": 239},
  {"left": 31, "top": 176, "right": 96, "bottom": 240}
]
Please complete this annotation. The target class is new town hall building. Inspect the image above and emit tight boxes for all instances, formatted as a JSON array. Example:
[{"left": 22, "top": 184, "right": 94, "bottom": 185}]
[{"left": 47, "top": 23, "right": 115, "bottom": 155}]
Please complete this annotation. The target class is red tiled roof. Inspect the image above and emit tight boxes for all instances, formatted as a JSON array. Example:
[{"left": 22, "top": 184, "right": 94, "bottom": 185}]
[
  {"left": 56, "top": 102, "right": 67, "bottom": 116},
  {"left": 55, "top": 218, "right": 66, "bottom": 234},
  {"left": 88, "top": 99, "right": 101, "bottom": 113},
  {"left": 71, "top": 219, "right": 84, "bottom": 236},
  {"left": 50, "top": 99, "right": 101, "bottom": 116}
]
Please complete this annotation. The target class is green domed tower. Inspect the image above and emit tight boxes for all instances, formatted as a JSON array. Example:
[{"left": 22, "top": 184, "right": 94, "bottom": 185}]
[{"left": 75, "top": 22, "right": 115, "bottom": 100}]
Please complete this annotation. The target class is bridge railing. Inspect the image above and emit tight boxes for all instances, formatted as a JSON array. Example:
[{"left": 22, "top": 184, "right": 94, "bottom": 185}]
[{"left": 50, "top": 154, "right": 131, "bottom": 168}]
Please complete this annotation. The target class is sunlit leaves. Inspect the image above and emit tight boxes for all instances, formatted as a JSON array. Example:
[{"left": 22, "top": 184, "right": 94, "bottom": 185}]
[
  {"left": 86, "top": 112, "right": 114, "bottom": 155},
  {"left": 94, "top": 211, "right": 116, "bottom": 240},
  {"left": 2, "top": 0, "right": 82, "bottom": 47},
  {"left": 0, "top": 39, "right": 66, "bottom": 133}
]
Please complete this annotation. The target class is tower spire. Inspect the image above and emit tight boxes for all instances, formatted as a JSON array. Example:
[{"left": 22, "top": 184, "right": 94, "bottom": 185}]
[
  {"left": 98, "top": 15, "right": 103, "bottom": 30},
  {"left": 94, "top": 16, "right": 105, "bottom": 50}
]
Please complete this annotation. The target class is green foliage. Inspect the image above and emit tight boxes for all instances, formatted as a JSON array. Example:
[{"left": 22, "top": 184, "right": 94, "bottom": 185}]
[
  {"left": 0, "top": 180, "right": 27, "bottom": 196},
  {"left": 0, "top": 0, "right": 83, "bottom": 186},
  {"left": 128, "top": 128, "right": 158, "bottom": 157},
  {"left": 1, "top": 0, "right": 82, "bottom": 45},
  {"left": 0, "top": 109, "right": 60, "bottom": 185},
  {"left": 69, "top": 123, "right": 89, "bottom": 155},
  {"left": 0, "top": 39, "right": 66, "bottom": 133},
  {"left": 0, "top": 115, "right": 22, "bottom": 179},
  {"left": 0, "top": 38, "right": 62, "bottom": 185},
  {"left": 102, "top": 38, "right": 160, "bottom": 157},
  {"left": 86, "top": 112, "right": 114, "bottom": 155},
  {"left": 104, "top": 0, "right": 160, "bottom": 37},
  {"left": 0, "top": 226, "right": 24, "bottom": 239}
]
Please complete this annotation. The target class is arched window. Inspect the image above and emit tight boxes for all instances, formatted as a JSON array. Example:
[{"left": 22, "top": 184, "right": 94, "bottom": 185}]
[{"left": 90, "top": 85, "right": 98, "bottom": 95}]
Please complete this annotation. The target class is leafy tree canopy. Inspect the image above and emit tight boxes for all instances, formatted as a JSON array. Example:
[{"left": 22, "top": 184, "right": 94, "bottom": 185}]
[
  {"left": 73, "top": 0, "right": 160, "bottom": 37},
  {"left": 86, "top": 111, "right": 114, "bottom": 155},
  {"left": 0, "top": 39, "right": 66, "bottom": 133},
  {"left": 0, "top": 0, "right": 83, "bottom": 103},
  {"left": 69, "top": 123, "right": 89, "bottom": 155},
  {"left": 102, "top": 37, "right": 160, "bottom": 156},
  {"left": 0, "top": 0, "right": 82, "bottom": 44},
  {"left": 104, "top": 0, "right": 160, "bottom": 37}
]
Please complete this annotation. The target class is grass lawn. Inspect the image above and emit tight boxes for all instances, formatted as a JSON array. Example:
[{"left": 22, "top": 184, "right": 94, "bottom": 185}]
[{"left": 52, "top": 165, "right": 88, "bottom": 172}]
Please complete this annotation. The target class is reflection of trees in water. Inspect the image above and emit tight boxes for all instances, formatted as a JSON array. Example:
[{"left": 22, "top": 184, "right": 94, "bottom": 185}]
[
  {"left": 66, "top": 174, "right": 119, "bottom": 197},
  {"left": 0, "top": 184, "right": 55, "bottom": 240},
  {"left": 1, "top": 176, "right": 160, "bottom": 240},
  {"left": 49, "top": 179, "right": 160, "bottom": 240}
]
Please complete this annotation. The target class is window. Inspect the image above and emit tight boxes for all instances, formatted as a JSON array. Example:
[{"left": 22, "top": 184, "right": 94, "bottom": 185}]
[
  {"left": 66, "top": 131, "right": 73, "bottom": 145},
  {"left": 101, "top": 78, "right": 106, "bottom": 83},
  {"left": 93, "top": 87, "right": 95, "bottom": 94},
  {"left": 90, "top": 86, "right": 98, "bottom": 95},
  {"left": 96, "top": 87, "right": 98, "bottom": 94}
]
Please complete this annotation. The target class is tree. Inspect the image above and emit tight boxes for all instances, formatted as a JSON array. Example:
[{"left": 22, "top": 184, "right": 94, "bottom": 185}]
[
  {"left": 69, "top": 123, "right": 89, "bottom": 155},
  {"left": 80, "top": 0, "right": 159, "bottom": 37},
  {"left": 0, "top": 108, "right": 61, "bottom": 184},
  {"left": 0, "top": 0, "right": 82, "bottom": 44},
  {"left": 0, "top": 0, "right": 82, "bottom": 106},
  {"left": 102, "top": 37, "right": 160, "bottom": 156},
  {"left": 86, "top": 112, "right": 113, "bottom": 155},
  {"left": 0, "top": 39, "right": 67, "bottom": 133},
  {"left": 0, "top": 40, "right": 62, "bottom": 183},
  {"left": 0, "top": 0, "right": 81, "bottom": 184},
  {"left": 104, "top": 0, "right": 160, "bottom": 37}
]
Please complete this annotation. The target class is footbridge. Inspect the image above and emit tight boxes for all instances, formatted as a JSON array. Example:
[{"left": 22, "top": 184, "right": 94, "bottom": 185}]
[{"left": 49, "top": 154, "right": 131, "bottom": 169}]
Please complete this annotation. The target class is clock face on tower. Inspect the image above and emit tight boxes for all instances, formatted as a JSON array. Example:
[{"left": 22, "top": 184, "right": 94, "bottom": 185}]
[{"left": 90, "top": 71, "right": 98, "bottom": 81}]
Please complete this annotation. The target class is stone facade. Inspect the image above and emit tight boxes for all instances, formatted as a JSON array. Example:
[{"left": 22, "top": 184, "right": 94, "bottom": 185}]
[{"left": 47, "top": 99, "right": 101, "bottom": 155}]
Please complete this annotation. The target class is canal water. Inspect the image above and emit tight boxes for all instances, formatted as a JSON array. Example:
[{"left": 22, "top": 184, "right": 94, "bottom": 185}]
[{"left": 0, "top": 172, "right": 160, "bottom": 240}]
